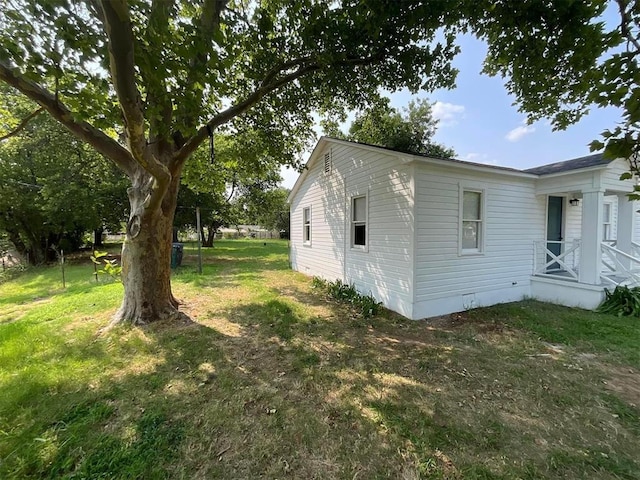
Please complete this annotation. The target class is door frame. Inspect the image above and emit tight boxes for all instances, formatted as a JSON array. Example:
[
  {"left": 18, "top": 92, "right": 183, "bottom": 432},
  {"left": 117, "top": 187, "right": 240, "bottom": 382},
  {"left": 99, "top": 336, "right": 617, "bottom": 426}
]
[{"left": 545, "top": 195, "right": 566, "bottom": 272}]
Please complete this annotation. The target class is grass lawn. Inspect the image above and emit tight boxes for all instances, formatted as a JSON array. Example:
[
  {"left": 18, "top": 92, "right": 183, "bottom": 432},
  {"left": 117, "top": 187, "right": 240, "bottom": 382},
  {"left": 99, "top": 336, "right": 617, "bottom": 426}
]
[{"left": 1, "top": 239, "right": 639, "bottom": 479}]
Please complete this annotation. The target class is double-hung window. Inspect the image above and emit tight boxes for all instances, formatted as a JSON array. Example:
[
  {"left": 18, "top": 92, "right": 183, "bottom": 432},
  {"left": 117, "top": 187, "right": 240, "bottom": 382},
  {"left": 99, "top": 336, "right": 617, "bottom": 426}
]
[
  {"left": 603, "top": 202, "right": 612, "bottom": 240},
  {"left": 461, "top": 189, "right": 484, "bottom": 254},
  {"left": 303, "top": 207, "right": 311, "bottom": 245},
  {"left": 351, "top": 195, "right": 367, "bottom": 249}
]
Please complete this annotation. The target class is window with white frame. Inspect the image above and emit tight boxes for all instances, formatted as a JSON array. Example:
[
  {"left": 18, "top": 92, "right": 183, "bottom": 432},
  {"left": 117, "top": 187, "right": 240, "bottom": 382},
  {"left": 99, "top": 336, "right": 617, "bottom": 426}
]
[
  {"left": 603, "top": 202, "right": 612, "bottom": 240},
  {"left": 461, "top": 189, "right": 483, "bottom": 253},
  {"left": 351, "top": 195, "right": 367, "bottom": 248},
  {"left": 303, "top": 207, "right": 311, "bottom": 245}
]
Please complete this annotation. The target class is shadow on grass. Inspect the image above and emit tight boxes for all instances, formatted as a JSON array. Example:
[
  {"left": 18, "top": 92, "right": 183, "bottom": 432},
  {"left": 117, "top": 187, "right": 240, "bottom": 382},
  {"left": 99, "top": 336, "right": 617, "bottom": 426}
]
[
  {"left": 3, "top": 246, "right": 640, "bottom": 479},
  {"left": 0, "top": 268, "right": 122, "bottom": 308}
]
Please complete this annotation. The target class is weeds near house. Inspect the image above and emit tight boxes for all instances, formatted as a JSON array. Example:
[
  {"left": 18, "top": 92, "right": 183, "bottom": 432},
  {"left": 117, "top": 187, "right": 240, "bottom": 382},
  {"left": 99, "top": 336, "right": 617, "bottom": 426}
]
[
  {"left": 1, "top": 240, "right": 639, "bottom": 479},
  {"left": 598, "top": 285, "right": 640, "bottom": 317},
  {"left": 312, "top": 276, "right": 382, "bottom": 318}
]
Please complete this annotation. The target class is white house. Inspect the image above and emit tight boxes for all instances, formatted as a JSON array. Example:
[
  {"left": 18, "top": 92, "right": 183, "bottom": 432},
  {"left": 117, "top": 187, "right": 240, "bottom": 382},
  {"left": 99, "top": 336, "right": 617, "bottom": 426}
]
[{"left": 288, "top": 137, "right": 640, "bottom": 320}]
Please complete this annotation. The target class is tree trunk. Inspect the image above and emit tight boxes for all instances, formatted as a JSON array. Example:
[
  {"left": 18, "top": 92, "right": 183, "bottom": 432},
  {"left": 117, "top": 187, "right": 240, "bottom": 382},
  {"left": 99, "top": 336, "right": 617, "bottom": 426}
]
[
  {"left": 111, "top": 171, "right": 184, "bottom": 326},
  {"left": 94, "top": 227, "right": 104, "bottom": 247},
  {"left": 199, "top": 225, "right": 206, "bottom": 246},
  {"left": 202, "top": 225, "right": 215, "bottom": 247},
  {"left": 206, "top": 226, "right": 215, "bottom": 247}
]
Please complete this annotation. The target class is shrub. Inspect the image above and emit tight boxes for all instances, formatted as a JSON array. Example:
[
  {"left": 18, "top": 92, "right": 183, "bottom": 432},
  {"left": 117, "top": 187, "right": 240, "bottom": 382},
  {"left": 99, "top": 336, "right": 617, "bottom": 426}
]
[
  {"left": 311, "top": 277, "right": 382, "bottom": 319},
  {"left": 597, "top": 285, "right": 640, "bottom": 317},
  {"left": 90, "top": 250, "right": 123, "bottom": 282}
]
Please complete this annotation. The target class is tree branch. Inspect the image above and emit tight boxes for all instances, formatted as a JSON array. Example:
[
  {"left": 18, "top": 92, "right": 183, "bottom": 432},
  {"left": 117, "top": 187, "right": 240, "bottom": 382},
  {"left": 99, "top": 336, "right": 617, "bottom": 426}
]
[
  {"left": 177, "top": 0, "right": 228, "bottom": 133},
  {"left": 172, "top": 53, "right": 384, "bottom": 169},
  {"left": 143, "top": 0, "right": 175, "bottom": 145},
  {"left": 616, "top": 0, "right": 640, "bottom": 53},
  {"left": 99, "top": 0, "right": 171, "bottom": 212},
  {"left": 99, "top": 0, "right": 147, "bottom": 161},
  {"left": 0, "top": 107, "right": 44, "bottom": 142},
  {"left": 225, "top": 175, "right": 237, "bottom": 203},
  {"left": 0, "top": 59, "right": 136, "bottom": 176}
]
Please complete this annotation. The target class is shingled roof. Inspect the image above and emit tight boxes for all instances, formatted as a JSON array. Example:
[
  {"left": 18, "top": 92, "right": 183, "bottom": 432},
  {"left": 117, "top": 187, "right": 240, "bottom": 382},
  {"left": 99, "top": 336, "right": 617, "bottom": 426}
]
[
  {"left": 524, "top": 153, "right": 609, "bottom": 175},
  {"left": 325, "top": 137, "right": 611, "bottom": 176}
]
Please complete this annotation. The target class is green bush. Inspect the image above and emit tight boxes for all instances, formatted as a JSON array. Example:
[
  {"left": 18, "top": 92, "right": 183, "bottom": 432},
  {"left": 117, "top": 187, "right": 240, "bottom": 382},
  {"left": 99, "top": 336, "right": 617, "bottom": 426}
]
[
  {"left": 0, "top": 262, "right": 27, "bottom": 283},
  {"left": 597, "top": 285, "right": 640, "bottom": 317},
  {"left": 90, "top": 250, "right": 123, "bottom": 282},
  {"left": 311, "top": 277, "right": 382, "bottom": 319}
]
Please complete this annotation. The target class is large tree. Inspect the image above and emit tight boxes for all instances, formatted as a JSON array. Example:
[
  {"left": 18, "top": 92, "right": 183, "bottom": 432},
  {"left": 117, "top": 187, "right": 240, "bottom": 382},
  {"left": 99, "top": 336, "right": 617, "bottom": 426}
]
[
  {"left": 176, "top": 128, "right": 285, "bottom": 246},
  {"left": 0, "top": 0, "right": 468, "bottom": 324},
  {"left": 241, "top": 187, "right": 290, "bottom": 237},
  {"left": 325, "top": 98, "right": 455, "bottom": 158}
]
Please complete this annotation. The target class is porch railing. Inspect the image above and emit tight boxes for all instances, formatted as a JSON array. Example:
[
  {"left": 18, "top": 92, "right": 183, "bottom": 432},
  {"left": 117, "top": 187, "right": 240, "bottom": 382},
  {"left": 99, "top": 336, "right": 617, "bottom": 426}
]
[
  {"left": 602, "top": 240, "right": 640, "bottom": 258},
  {"left": 533, "top": 240, "right": 580, "bottom": 280},
  {"left": 600, "top": 242, "right": 640, "bottom": 287}
]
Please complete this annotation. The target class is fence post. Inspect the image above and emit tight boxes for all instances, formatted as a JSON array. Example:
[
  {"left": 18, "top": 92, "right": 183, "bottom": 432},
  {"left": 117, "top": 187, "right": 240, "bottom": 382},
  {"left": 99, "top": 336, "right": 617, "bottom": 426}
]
[
  {"left": 61, "top": 250, "right": 66, "bottom": 288},
  {"left": 196, "top": 206, "right": 203, "bottom": 274}
]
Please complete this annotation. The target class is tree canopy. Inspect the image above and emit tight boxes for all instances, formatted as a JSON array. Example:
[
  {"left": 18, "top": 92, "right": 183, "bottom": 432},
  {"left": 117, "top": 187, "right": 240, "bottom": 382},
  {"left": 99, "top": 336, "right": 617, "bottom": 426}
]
[
  {"left": 325, "top": 98, "right": 455, "bottom": 158},
  {"left": 175, "top": 129, "right": 285, "bottom": 245},
  {"left": 1, "top": 0, "right": 473, "bottom": 324},
  {"left": 241, "top": 187, "right": 290, "bottom": 236},
  {"left": 0, "top": 87, "right": 128, "bottom": 264},
  {"left": 469, "top": 0, "right": 639, "bottom": 183}
]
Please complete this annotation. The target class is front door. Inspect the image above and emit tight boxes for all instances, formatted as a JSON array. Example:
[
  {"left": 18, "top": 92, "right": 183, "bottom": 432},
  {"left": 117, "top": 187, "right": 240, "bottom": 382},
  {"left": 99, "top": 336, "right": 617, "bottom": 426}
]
[{"left": 546, "top": 196, "right": 564, "bottom": 271}]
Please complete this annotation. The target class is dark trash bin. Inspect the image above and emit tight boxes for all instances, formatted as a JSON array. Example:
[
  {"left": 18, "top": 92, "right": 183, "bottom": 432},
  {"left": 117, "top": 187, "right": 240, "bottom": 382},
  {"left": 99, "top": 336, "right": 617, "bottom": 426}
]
[{"left": 171, "top": 243, "right": 184, "bottom": 268}]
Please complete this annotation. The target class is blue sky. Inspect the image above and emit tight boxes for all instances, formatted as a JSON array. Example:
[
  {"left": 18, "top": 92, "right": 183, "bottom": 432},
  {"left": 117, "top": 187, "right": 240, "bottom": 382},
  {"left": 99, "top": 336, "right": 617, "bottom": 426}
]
[{"left": 280, "top": 32, "right": 621, "bottom": 189}]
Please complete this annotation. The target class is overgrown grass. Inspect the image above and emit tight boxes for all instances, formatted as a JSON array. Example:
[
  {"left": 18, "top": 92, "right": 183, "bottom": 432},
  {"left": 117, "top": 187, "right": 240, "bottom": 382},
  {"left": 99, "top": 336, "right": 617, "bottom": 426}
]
[
  {"left": 312, "top": 276, "right": 382, "bottom": 318},
  {"left": 1, "top": 239, "right": 639, "bottom": 479},
  {"left": 465, "top": 300, "right": 640, "bottom": 367}
]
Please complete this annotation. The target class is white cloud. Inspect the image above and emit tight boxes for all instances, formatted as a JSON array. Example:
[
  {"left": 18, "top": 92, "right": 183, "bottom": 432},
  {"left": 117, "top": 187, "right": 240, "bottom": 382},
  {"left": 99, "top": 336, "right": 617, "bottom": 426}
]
[
  {"left": 505, "top": 120, "right": 536, "bottom": 142},
  {"left": 432, "top": 101, "right": 465, "bottom": 127}
]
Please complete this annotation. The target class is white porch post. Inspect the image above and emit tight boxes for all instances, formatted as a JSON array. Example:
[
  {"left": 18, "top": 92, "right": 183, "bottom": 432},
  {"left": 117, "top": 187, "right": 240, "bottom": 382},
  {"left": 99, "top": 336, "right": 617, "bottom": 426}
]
[
  {"left": 579, "top": 189, "right": 604, "bottom": 284},
  {"left": 617, "top": 193, "right": 634, "bottom": 254}
]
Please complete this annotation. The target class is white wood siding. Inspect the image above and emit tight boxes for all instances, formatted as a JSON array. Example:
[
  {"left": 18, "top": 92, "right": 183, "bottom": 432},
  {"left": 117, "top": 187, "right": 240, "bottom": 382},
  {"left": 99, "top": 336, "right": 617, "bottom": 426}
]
[
  {"left": 634, "top": 201, "right": 640, "bottom": 243},
  {"left": 342, "top": 148, "right": 414, "bottom": 317},
  {"left": 290, "top": 143, "right": 414, "bottom": 317},
  {"left": 535, "top": 170, "right": 599, "bottom": 195},
  {"left": 564, "top": 198, "right": 582, "bottom": 244},
  {"left": 413, "top": 163, "right": 544, "bottom": 317},
  {"left": 602, "top": 158, "right": 636, "bottom": 193},
  {"left": 290, "top": 146, "right": 345, "bottom": 281}
]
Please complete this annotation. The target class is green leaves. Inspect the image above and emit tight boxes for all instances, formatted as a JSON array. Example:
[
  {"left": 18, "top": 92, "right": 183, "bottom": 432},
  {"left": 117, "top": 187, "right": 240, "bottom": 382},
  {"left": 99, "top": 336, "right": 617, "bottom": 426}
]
[
  {"left": 0, "top": 86, "right": 128, "bottom": 263},
  {"left": 474, "top": 0, "right": 640, "bottom": 177},
  {"left": 90, "top": 251, "right": 122, "bottom": 282},
  {"left": 598, "top": 286, "right": 640, "bottom": 317},
  {"left": 336, "top": 98, "right": 455, "bottom": 158},
  {"left": 589, "top": 140, "right": 605, "bottom": 152}
]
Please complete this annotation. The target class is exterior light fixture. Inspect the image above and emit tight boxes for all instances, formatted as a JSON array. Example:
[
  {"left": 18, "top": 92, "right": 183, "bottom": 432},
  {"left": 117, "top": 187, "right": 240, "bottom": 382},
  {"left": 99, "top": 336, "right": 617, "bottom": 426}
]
[{"left": 569, "top": 198, "right": 580, "bottom": 206}]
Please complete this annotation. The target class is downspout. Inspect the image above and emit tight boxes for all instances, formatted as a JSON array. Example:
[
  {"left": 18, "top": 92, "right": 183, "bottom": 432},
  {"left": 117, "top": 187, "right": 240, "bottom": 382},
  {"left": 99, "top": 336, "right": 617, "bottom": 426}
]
[{"left": 343, "top": 173, "right": 347, "bottom": 283}]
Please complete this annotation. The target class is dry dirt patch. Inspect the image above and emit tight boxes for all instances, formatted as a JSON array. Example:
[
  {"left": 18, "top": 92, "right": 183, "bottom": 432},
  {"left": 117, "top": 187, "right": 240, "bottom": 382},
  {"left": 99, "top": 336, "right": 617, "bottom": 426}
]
[{"left": 604, "top": 365, "right": 640, "bottom": 407}]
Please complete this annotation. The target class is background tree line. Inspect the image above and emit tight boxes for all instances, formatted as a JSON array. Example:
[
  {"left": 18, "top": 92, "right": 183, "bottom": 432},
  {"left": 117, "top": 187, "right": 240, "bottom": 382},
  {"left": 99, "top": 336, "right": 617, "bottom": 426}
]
[{"left": 2, "top": 89, "right": 451, "bottom": 262}]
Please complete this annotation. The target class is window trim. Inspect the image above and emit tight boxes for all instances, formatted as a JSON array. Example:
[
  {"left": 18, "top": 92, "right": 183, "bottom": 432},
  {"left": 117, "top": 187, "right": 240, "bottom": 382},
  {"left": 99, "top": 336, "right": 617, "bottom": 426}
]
[
  {"left": 303, "top": 205, "right": 312, "bottom": 246},
  {"left": 350, "top": 194, "right": 368, "bottom": 252},
  {"left": 459, "top": 186, "right": 486, "bottom": 256},
  {"left": 603, "top": 201, "right": 613, "bottom": 241}
]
